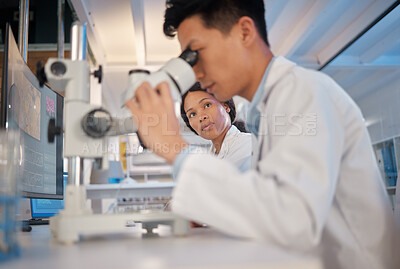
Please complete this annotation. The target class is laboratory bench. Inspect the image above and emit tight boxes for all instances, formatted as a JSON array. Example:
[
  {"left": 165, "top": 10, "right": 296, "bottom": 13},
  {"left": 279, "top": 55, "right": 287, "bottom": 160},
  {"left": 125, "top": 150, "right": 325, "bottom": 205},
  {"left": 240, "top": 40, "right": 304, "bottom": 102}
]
[{"left": 4, "top": 225, "right": 322, "bottom": 269}]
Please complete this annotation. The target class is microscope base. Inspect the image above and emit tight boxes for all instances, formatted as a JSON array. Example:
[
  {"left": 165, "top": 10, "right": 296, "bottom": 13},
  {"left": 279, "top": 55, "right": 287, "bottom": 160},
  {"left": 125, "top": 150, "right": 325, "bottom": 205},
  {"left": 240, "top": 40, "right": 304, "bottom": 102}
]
[{"left": 49, "top": 211, "right": 189, "bottom": 244}]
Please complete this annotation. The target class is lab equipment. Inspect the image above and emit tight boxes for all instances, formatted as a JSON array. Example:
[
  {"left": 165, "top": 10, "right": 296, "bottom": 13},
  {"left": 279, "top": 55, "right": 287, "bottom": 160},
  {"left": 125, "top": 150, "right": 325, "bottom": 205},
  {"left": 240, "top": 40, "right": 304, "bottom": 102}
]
[
  {"left": 121, "top": 47, "right": 198, "bottom": 106},
  {"left": 0, "top": 25, "right": 64, "bottom": 199},
  {"left": 120, "top": 135, "right": 138, "bottom": 184},
  {"left": 373, "top": 139, "right": 400, "bottom": 212},
  {"left": 116, "top": 196, "right": 171, "bottom": 213},
  {"left": 36, "top": 22, "right": 194, "bottom": 244},
  {"left": 90, "top": 161, "right": 124, "bottom": 184},
  {"left": 374, "top": 140, "right": 398, "bottom": 187},
  {"left": 0, "top": 130, "right": 21, "bottom": 262}
]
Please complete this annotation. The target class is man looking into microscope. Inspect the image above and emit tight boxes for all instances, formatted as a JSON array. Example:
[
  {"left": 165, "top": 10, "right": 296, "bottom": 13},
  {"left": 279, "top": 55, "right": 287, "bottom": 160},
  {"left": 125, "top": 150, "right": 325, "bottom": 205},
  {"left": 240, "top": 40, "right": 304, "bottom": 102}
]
[{"left": 125, "top": 1, "right": 399, "bottom": 269}]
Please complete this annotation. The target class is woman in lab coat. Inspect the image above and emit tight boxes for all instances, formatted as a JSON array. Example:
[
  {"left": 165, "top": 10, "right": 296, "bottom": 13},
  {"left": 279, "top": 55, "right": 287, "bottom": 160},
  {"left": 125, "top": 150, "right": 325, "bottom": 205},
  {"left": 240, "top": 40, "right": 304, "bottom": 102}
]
[{"left": 180, "top": 83, "right": 252, "bottom": 172}]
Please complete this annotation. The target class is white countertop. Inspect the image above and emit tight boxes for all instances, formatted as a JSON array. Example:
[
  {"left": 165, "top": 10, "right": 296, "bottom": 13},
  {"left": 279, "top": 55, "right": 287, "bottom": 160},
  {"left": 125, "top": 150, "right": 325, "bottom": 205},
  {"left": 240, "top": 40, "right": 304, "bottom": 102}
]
[
  {"left": 5, "top": 225, "right": 322, "bottom": 269},
  {"left": 86, "top": 182, "right": 175, "bottom": 199}
]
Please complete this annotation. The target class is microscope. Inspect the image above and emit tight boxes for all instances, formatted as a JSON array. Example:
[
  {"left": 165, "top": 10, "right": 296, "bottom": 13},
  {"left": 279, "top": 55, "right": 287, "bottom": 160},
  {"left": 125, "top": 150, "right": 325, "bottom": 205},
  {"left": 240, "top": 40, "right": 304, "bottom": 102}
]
[
  {"left": 37, "top": 22, "right": 198, "bottom": 244},
  {"left": 121, "top": 46, "right": 198, "bottom": 105}
]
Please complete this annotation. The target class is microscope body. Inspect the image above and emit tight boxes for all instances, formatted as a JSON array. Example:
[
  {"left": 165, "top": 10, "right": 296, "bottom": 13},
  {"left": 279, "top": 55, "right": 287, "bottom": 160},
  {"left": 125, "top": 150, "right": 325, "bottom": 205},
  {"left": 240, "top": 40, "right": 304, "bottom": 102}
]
[
  {"left": 45, "top": 58, "right": 108, "bottom": 162},
  {"left": 42, "top": 55, "right": 195, "bottom": 244},
  {"left": 39, "top": 22, "right": 197, "bottom": 244}
]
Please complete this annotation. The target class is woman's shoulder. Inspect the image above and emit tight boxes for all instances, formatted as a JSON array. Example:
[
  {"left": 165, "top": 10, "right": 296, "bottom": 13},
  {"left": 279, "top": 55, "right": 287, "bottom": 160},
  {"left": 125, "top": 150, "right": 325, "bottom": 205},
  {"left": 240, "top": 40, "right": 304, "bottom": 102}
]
[
  {"left": 225, "top": 127, "right": 252, "bottom": 150},
  {"left": 220, "top": 126, "right": 252, "bottom": 171},
  {"left": 229, "top": 125, "right": 252, "bottom": 140},
  {"left": 234, "top": 132, "right": 252, "bottom": 147}
]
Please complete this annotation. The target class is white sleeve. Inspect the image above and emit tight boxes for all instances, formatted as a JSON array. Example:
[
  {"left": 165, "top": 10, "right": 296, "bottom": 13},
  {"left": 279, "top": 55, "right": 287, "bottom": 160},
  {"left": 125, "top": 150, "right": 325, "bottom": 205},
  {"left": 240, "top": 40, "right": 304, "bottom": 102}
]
[{"left": 172, "top": 73, "right": 345, "bottom": 250}]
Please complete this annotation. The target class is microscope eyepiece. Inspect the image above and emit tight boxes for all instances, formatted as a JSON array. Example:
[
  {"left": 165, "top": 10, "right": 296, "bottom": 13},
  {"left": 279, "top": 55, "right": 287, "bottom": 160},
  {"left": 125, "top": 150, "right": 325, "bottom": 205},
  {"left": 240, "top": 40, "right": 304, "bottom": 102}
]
[
  {"left": 50, "top": 61, "right": 67, "bottom": 77},
  {"left": 122, "top": 48, "right": 197, "bottom": 107},
  {"left": 179, "top": 49, "right": 198, "bottom": 67},
  {"left": 129, "top": 69, "right": 150, "bottom": 75}
]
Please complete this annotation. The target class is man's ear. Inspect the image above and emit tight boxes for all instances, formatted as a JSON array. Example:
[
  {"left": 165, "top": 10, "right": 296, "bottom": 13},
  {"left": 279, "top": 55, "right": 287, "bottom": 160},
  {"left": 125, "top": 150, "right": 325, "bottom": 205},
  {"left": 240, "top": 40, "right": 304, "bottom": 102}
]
[
  {"left": 237, "top": 16, "right": 257, "bottom": 47},
  {"left": 223, "top": 103, "right": 231, "bottom": 113}
]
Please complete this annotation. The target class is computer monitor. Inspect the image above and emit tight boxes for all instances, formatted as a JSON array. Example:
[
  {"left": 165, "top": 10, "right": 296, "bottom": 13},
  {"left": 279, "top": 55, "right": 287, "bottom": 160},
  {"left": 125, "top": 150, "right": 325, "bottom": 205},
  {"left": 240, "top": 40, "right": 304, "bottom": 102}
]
[
  {"left": 1, "top": 24, "right": 64, "bottom": 199},
  {"left": 30, "top": 172, "right": 68, "bottom": 219}
]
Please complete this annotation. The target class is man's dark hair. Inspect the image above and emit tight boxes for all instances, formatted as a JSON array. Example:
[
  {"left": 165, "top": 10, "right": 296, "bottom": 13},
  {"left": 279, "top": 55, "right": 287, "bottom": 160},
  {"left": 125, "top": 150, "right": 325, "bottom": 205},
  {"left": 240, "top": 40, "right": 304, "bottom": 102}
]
[
  {"left": 164, "top": 0, "right": 269, "bottom": 47},
  {"left": 181, "top": 82, "right": 236, "bottom": 135}
]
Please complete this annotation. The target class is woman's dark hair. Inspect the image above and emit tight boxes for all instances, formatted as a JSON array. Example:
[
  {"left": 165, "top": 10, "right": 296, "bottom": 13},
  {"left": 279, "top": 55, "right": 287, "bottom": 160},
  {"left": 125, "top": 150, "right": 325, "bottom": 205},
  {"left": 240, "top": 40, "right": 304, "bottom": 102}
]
[
  {"left": 163, "top": 0, "right": 269, "bottom": 47},
  {"left": 181, "top": 82, "right": 236, "bottom": 135}
]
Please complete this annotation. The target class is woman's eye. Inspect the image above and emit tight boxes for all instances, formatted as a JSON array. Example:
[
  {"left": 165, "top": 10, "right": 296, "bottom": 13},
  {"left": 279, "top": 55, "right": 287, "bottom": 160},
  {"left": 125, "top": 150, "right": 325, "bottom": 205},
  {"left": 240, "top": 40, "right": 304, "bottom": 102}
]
[
  {"left": 204, "top": 103, "right": 211, "bottom": 108},
  {"left": 189, "top": 112, "right": 196, "bottom": 118}
]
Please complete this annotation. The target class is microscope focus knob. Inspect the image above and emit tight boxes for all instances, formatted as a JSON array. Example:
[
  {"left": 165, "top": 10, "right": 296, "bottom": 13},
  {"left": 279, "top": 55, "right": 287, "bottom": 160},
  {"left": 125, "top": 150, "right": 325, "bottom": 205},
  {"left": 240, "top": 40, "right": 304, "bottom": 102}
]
[
  {"left": 93, "top": 65, "right": 103, "bottom": 84},
  {"left": 48, "top": 118, "right": 62, "bottom": 143},
  {"left": 36, "top": 61, "right": 48, "bottom": 87},
  {"left": 81, "top": 109, "right": 112, "bottom": 138}
]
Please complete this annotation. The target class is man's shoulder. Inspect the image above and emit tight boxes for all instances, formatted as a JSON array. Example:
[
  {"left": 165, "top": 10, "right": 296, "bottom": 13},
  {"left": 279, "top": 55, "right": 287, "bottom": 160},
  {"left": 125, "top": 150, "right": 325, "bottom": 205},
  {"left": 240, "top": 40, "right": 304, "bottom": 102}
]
[
  {"left": 269, "top": 60, "right": 343, "bottom": 103},
  {"left": 270, "top": 57, "right": 333, "bottom": 86},
  {"left": 286, "top": 63, "right": 334, "bottom": 89}
]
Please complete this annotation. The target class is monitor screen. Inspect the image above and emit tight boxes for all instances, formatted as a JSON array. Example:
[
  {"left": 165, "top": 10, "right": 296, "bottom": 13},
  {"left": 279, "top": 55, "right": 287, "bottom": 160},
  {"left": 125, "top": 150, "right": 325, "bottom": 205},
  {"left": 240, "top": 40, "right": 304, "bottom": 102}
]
[
  {"left": 1, "top": 24, "right": 64, "bottom": 199},
  {"left": 30, "top": 173, "right": 68, "bottom": 218}
]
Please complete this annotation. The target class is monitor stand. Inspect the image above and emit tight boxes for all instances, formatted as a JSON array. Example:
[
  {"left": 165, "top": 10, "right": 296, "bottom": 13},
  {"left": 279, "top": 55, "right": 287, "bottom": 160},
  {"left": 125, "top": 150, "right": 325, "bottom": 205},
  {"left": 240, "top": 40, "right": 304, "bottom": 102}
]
[
  {"left": 20, "top": 221, "right": 32, "bottom": 232},
  {"left": 24, "top": 218, "right": 49, "bottom": 225},
  {"left": 20, "top": 218, "right": 49, "bottom": 233}
]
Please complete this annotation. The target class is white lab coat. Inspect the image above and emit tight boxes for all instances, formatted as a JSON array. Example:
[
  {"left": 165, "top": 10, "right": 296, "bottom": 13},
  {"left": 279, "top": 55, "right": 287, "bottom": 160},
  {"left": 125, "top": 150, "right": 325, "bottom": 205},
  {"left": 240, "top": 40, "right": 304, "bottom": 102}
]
[
  {"left": 172, "top": 57, "right": 400, "bottom": 269},
  {"left": 209, "top": 125, "right": 252, "bottom": 172}
]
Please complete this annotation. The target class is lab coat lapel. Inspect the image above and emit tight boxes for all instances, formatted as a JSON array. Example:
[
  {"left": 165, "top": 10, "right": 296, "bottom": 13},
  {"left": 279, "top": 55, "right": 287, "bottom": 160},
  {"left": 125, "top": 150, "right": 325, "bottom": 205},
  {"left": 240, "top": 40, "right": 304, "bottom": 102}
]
[
  {"left": 253, "top": 57, "right": 297, "bottom": 167},
  {"left": 209, "top": 125, "right": 237, "bottom": 159}
]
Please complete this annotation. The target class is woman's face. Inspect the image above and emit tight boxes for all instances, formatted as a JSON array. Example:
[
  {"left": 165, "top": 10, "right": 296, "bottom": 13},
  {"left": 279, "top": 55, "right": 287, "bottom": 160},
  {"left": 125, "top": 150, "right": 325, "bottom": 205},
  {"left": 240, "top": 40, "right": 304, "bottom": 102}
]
[{"left": 184, "top": 91, "right": 231, "bottom": 141}]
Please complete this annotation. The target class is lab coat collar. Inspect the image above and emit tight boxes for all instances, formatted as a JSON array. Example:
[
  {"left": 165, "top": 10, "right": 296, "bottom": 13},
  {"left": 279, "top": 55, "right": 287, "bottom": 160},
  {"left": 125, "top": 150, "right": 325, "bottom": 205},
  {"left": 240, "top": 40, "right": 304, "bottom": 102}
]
[
  {"left": 209, "top": 125, "right": 240, "bottom": 157},
  {"left": 251, "top": 56, "right": 297, "bottom": 164},
  {"left": 245, "top": 57, "right": 276, "bottom": 136},
  {"left": 256, "top": 56, "right": 297, "bottom": 113}
]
